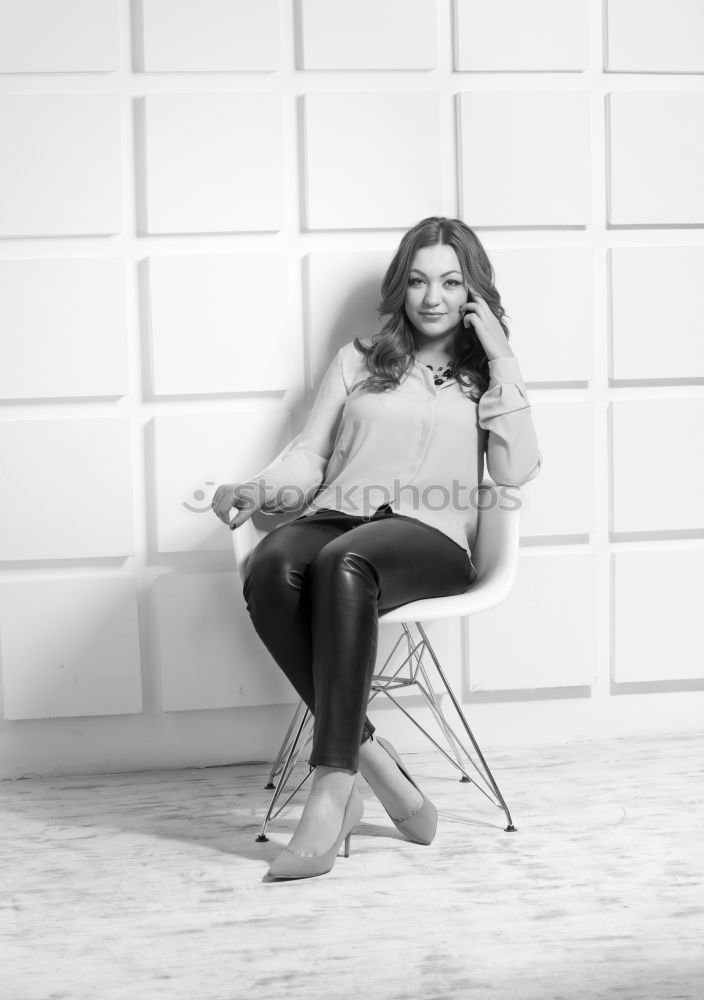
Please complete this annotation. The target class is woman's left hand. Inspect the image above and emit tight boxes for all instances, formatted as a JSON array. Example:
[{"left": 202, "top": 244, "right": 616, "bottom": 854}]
[{"left": 460, "top": 287, "right": 514, "bottom": 362}]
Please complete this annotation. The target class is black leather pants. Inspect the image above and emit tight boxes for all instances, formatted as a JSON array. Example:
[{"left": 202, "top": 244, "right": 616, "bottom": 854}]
[{"left": 242, "top": 503, "right": 474, "bottom": 773}]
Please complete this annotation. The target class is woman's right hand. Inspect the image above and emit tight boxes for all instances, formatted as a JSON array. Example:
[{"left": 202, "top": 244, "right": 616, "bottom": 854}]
[{"left": 211, "top": 482, "right": 265, "bottom": 530}]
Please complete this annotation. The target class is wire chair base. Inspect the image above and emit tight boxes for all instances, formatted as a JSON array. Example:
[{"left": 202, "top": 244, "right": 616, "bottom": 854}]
[{"left": 255, "top": 621, "right": 517, "bottom": 841}]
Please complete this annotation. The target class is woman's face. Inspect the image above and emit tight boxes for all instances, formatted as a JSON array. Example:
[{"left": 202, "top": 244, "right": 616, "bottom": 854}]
[{"left": 404, "top": 243, "right": 469, "bottom": 344}]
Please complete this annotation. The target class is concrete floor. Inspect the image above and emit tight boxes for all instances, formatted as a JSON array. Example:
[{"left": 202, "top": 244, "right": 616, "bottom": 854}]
[{"left": 1, "top": 732, "right": 702, "bottom": 1000}]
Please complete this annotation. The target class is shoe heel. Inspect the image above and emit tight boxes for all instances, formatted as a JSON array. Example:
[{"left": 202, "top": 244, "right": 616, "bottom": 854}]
[
  {"left": 371, "top": 736, "right": 438, "bottom": 846},
  {"left": 267, "top": 785, "right": 364, "bottom": 880}
]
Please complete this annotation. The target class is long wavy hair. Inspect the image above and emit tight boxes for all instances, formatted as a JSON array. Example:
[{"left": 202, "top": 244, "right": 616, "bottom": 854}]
[{"left": 352, "top": 217, "right": 510, "bottom": 402}]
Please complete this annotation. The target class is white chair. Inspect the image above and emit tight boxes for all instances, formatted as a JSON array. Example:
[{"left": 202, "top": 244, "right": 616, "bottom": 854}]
[{"left": 231, "top": 483, "right": 521, "bottom": 840}]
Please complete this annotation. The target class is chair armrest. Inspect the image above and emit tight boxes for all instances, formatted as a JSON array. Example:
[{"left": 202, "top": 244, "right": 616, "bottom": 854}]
[{"left": 231, "top": 518, "right": 263, "bottom": 584}]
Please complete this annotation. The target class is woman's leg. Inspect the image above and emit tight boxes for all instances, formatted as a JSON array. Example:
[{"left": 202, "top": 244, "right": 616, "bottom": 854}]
[
  {"left": 243, "top": 510, "right": 377, "bottom": 861},
  {"left": 307, "top": 512, "right": 474, "bottom": 773},
  {"left": 241, "top": 510, "right": 377, "bottom": 743}
]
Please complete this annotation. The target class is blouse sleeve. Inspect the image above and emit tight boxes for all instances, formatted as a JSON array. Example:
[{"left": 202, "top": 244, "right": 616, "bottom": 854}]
[
  {"left": 477, "top": 354, "right": 542, "bottom": 487},
  {"left": 243, "top": 347, "right": 348, "bottom": 509}
]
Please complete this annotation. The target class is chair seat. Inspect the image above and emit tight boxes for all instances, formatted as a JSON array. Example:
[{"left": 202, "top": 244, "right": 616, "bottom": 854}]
[{"left": 379, "top": 574, "right": 514, "bottom": 623}]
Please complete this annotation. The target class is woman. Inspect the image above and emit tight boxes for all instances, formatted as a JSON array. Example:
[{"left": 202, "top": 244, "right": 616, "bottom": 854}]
[{"left": 212, "top": 216, "right": 542, "bottom": 880}]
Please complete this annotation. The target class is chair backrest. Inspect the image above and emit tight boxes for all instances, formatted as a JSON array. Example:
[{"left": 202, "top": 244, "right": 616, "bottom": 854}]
[
  {"left": 470, "top": 485, "right": 521, "bottom": 581},
  {"left": 231, "top": 515, "right": 267, "bottom": 584},
  {"left": 231, "top": 483, "right": 521, "bottom": 596}
]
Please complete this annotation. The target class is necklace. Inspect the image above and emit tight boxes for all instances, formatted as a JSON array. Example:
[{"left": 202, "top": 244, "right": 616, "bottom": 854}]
[{"left": 421, "top": 359, "right": 456, "bottom": 386}]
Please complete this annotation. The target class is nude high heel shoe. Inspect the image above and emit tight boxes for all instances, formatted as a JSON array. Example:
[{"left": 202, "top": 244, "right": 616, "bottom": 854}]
[
  {"left": 266, "top": 784, "right": 365, "bottom": 881},
  {"left": 363, "top": 736, "right": 438, "bottom": 846}
]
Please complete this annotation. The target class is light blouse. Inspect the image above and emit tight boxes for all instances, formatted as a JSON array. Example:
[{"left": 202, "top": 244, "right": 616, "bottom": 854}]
[{"left": 245, "top": 340, "right": 542, "bottom": 563}]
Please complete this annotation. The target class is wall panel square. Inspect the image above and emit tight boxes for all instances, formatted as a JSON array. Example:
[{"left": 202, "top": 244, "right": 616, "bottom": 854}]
[
  {"left": 148, "top": 253, "right": 291, "bottom": 395},
  {"left": 610, "top": 247, "right": 704, "bottom": 381},
  {"left": 155, "top": 571, "right": 297, "bottom": 711},
  {"left": 0, "top": 0, "right": 119, "bottom": 72},
  {"left": 518, "top": 400, "right": 593, "bottom": 539},
  {"left": 141, "top": 0, "right": 279, "bottom": 71},
  {"left": 611, "top": 399, "right": 704, "bottom": 534},
  {"left": 0, "top": 95, "right": 122, "bottom": 237},
  {"left": 613, "top": 550, "right": 704, "bottom": 682},
  {"left": 153, "top": 410, "right": 297, "bottom": 554},
  {"left": 606, "top": 0, "right": 704, "bottom": 73},
  {"left": 458, "top": 92, "right": 590, "bottom": 226},
  {"left": 299, "top": 0, "right": 436, "bottom": 69},
  {"left": 467, "top": 552, "right": 596, "bottom": 691},
  {"left": 0, "top": 259, "right": 128, "bottom": 400},
  {"left": 0, "top": 578, "right": 142, "bottom": 721},
  {"left": 0, "top": 419, "right": 134, "bottom": 561},
  {"left": 608, "top": 92, "right": 704, "bottom": 226},
  {"left": 303, "top": 92, "right": 442, "bottom": 230},
  {"left": 144, "top": 93, "right": 284, "bottom": 234},
  {"left": 305, "top": 251, "right": 390, "bottom": 386},
  {"left": 455, "top": 0, "right": 588, "bottom": 71},
  {"left": 490, "top": 247, "right": 594, "bottom": 383}
]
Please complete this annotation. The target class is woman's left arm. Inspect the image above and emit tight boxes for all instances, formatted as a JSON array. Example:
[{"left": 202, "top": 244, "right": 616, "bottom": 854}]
[{"left": 461, "top": 290, "right": 542, "bottom": 487}]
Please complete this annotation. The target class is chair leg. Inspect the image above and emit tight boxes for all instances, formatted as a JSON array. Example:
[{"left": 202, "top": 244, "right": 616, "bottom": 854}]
[
  {"left": 404, "top": 626, "right": 470, "bottom": 774},
  {"left": 413, "top": 621, "right": 517, "bottom": 832},
  {"left": 264, "top": 699, "right": 308, "bottom": 790},
  {"left": 255, "top": 707, "right": 314, "bottom": 842}
]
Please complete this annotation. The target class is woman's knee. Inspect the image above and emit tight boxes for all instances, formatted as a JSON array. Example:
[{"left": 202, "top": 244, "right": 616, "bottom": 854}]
[
  {"left": 242, "top": 531, "right": 307, "bottom": 603},
  {"left": 311, "top": 541, "right": 380, "bottom": 592}
]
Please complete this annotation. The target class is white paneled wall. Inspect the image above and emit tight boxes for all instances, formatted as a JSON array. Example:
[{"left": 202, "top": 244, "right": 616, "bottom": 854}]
[
  {"left": 0, "top": 418, "right": 135, "bottom": 561},
  {"left": 0, "top": 94, "right": 123, "bottom": 236},
  {"left": 486, "top": 248, "right": 595, "bottom": 384},
  {"left": 468, "top": 552, "right": 598, "bottom": 691},
  {"left": 455, "top": 0, "right": 589, "bottom": 71},
  {"left": 605, "top": 0, "right": 704, "bottom": 73},
  {"left": 0, "top": 258, "right": 129, "bottom": 399},
  {"left": 610, "top": 398, "right": 704, "bottom": 534},
  {"left": 458, "top": 91, "right": 592, "bottom": 225},
  {"left": 0, "top": 0, "right": 702, "bottom": 780},
  {"left": 610, "top": 246, "right": 704, "bottom": 381},
  {"left": 154, "top": 570, "right": 297, "bottom": 711},
  {"left": 303, "top": 91, "right": 444, "bottom": 229},
  {"left": 147, "top": 252, "right": 292, "bottom": 394},
  {"left": 143, "top": 93, "right": 286, "bottom": 233},
  {"left": 0, "top": 578, "right": 142, "bottom": 721},
  {"left": 607, "top": 91, "right": 704, "bottom": 225},
  {"left": 298, "top": 0, "right": 437, "bottom": 70},
  {"left": 140, "top": 0, "right": 280, "bottom": 72},
  {"left": 0, "top": 0, "right": 120, "bottom": 72}
]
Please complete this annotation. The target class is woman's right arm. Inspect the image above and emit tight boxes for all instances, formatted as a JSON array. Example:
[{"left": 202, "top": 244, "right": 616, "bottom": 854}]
[{"left": 240, "top": 346, "right": 348, "bottom": 512}]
